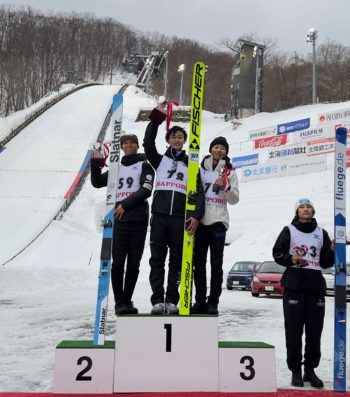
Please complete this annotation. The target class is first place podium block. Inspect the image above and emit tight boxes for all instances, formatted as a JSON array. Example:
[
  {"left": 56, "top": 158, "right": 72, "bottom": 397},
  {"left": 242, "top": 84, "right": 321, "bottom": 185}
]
[
  {"left": 53, "top": 340, "right": 115, "bottom": 394},
  {"left": 114, "top": 315, "right": 219, "bottom": 393}
]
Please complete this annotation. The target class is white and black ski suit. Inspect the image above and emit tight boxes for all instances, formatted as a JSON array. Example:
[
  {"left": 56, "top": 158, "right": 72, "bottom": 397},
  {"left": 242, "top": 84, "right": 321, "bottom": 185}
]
[
  {"left": 143, "top": 121, "right": 205, "bottom": 305},
  {"left": 91, "top": 153, "right": 154, "bottom": 304},
  {"left": 273, "top": 217, "right": 334, "bottom": 372}
]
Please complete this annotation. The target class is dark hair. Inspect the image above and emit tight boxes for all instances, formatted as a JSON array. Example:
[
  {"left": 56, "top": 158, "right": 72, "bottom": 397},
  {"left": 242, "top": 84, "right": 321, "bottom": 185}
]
[{"left": 165, "top": 126, "right": 187, "bottom": 142}]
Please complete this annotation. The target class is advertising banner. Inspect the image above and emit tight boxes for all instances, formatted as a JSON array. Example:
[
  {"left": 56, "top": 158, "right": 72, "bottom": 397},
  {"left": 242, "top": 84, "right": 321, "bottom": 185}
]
[
  {"left": 268, "top": 144, "right": 306, "bottom": 159},
  {"left": 232, "top": 153, "right": 259, "bottom": 168},
  {"left": 318, "top": 108, "right": 350, "bottom": 124},
  {"left": 277, "top": 118, "right": 310, "bottom": 135},
  {"left": 249, "top": 126, "right": 277, "bottom": 140},
  {"left": 307, "top": 137, "right": 336, "bottom": 156},
  {"left": 241, "top": 155, "right": 327, "bottom": 183},
  {"left": 254, "top": 134, "right": 288, "bottom": 149}
]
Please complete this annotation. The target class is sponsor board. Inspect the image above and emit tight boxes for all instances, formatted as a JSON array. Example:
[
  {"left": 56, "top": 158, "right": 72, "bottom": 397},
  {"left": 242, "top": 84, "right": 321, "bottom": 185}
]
[
  {"left": 318, "top": 108, "right": 350, "bottom": 123},
  {"left": 232, "top": 153, "right": 259, "bottom": 168},
  {"left": 347, "top": 148, "right": 350, "bottom": 167},
  {"left": 241, "top": 155, "right": 327, "bottom": 183},
  {"left": 254, "top": 134, "right": 287, "bottom": 149},
  {"left": 277, "top": 118, "right": 310, "bottom": 134},
  {"left": 268, "top": 144, "right": 306, "bottom": 159},
  {"left": 307, "top": 137, "right": 336, "bottom": 156},
  {"left": 249, "top": 126, "right": 277, "bottom": 140},
  {"left": 295, "top": 125, "right": 334, "bottom": 142}
]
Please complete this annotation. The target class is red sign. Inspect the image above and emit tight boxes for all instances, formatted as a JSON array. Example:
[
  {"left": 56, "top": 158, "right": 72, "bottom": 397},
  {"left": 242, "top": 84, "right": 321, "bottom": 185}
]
[
  {"left": 347, "top": 148, "right": 350, "bottom": 168},
  {"left": 254, "top": 134, "right": 287, "bottom": 149}
]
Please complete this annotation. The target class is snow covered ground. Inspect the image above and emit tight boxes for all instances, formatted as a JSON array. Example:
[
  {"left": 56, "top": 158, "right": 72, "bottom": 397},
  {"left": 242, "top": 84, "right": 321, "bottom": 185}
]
[{"left": 0, "top": 83, "right": 349, "bottom": 392}]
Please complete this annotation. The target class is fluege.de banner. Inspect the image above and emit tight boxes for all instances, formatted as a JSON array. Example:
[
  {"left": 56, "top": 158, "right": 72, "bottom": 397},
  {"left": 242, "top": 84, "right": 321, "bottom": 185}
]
[
  {"left": 254, "top": 134, "right": 288, "bottom": 149},
  {"left": 277, "top": 118, "right": 310, "bottom": 135},
  {"left": 232, "top": 153, "right": 259, "bottom": 168},
  {"left": 241, "top": 155, "right": 327, "bottom": 183}
]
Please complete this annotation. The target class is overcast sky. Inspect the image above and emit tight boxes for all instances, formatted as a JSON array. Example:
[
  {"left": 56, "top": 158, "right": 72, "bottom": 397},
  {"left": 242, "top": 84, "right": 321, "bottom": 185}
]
[{"left": 3, "top": 0, "right": 349, "bottom": 54}]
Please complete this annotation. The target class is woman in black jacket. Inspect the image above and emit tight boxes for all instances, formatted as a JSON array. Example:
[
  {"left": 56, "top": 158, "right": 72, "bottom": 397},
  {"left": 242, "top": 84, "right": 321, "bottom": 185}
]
[
  {"left": 273, "top": 198, "right": 334, "bottom": 389},
  {"left": 91, "top": 134, "right": 154, "bottom": 314}
]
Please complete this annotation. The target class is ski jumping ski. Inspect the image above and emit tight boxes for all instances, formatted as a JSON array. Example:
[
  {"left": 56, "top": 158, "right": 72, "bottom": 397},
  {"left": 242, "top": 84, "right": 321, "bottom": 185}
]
[
  {"left": 93, "top": 93, "right": 123, "bottom": 345},
  {"left": 179, "top": 62, "right": 206, "bottom": 315},
  {"left": 333, "top": 126, "right": 347, "bottom": 391}
]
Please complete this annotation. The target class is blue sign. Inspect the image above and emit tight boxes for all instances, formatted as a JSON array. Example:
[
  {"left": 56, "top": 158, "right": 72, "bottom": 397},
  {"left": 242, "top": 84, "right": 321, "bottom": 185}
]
[
  {"left": 232, "top": 153, "right": 259, "bottom": 168},
  {"left": 0, "top": 147, "right": 6, "bottom": 153},
  {"left": 277, "top": 118, "right": 310, "bottom": 134}
]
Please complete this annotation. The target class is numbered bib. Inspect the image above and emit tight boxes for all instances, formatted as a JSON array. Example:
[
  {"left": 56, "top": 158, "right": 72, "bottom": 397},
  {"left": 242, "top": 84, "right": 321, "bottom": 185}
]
[
  {"left": 116, "top": 162, "right": 142, "bottom": 200},
  {"left": 155, "top": 156, "right": 187, "bottom": 195},
  {"left": 288, "top": 224, "right": 323, "bottom": 270},
  {"left": 201, "top": 168, "right": 227, "bottom": 207}
]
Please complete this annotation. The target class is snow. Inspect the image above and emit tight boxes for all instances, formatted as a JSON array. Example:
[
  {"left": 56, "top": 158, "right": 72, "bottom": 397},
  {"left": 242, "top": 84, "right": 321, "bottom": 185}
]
[{"left": 0, "top": 83, "right": 349, "bottom": 392}]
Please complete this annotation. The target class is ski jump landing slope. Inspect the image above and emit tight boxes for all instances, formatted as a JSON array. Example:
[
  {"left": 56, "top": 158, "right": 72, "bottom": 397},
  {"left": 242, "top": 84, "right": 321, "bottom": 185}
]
[{"left": 0, "top": 85, "right": 120, "bottom": 265}]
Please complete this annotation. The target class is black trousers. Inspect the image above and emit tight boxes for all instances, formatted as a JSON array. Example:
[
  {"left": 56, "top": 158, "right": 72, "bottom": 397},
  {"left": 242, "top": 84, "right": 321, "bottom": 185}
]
[
  {"left": 111, "top": 221, "right": 148, "bottom": 303},
  {"left": 149, "top": 213, "right": 184, "bottom": 305},
  {"left": 283, "top": 289, "right": 325, "bottom": 371},
  {"left": 193, "top": 222, "right": 226, "bottom": 304}
]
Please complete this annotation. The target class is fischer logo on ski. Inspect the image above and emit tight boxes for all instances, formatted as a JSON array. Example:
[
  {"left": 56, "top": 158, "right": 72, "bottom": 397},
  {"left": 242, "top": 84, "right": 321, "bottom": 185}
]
[{"left": 179, "top": 62, "right": 206, "bottom": 316}]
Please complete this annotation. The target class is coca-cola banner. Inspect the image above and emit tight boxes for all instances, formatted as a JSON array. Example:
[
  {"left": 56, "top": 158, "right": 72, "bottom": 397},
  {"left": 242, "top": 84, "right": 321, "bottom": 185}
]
[
  {"left": 347, "top": 148, "right": 350, "bottom": 167},
  {"left": 254, "top": 134, "right": 287, "bottom": 149}
]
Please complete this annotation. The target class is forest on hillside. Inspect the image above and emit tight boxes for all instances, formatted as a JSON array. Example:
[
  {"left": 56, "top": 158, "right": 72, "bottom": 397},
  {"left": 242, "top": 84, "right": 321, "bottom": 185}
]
[{"left": 0, "top": 5, "right": 350, "bottom": 117}]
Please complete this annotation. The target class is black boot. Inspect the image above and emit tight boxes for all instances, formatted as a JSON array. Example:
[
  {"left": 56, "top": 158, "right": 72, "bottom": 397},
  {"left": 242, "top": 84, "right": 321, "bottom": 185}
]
[
  {"left": 291, "top": 369, "right": 304, "bottom": 387},
  {"left": 207, "top": 302, "right": 219, "bottom": 315},
  {"left": 124, "top": 300, "right": 138, "bottom": 314},
  {"left": 303, "top": 368, "right": 324, "bottom": 388},
  {"left": 114, "top": 300, "right": 127, "bottom": 315},
  {"left": 191, "top": 301, "right": 208, "bottom": 314}
]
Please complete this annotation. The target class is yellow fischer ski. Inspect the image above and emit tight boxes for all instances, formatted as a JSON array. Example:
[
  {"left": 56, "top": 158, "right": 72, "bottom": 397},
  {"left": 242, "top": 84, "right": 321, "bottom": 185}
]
[{"left": 179, "top": 62, "right": 206, "bottom": 316}]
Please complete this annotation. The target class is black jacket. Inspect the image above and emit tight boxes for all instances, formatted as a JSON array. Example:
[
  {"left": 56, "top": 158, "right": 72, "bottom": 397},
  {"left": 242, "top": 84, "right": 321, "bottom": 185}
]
[
  {"left": 143, "top": 121, "right": 205, "bottom": 220},
  {"left": 272, "top": 217, "right": 334, "bottom": 293},
  {"left": 90, "top": 153, "right": 154, "bottom": 223}
]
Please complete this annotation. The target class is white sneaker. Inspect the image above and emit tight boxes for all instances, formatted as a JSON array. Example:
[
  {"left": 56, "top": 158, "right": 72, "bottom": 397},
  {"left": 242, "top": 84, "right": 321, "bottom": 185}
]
[
  {"left": 165, "top": 302, "right": 179, "bottom": 314},
  {"left": 151, "top": 303, "right": 165, "bottom": 315}
]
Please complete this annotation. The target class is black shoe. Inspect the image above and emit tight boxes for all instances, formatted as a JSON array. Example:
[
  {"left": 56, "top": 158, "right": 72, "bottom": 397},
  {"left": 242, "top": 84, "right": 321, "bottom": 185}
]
[
  {"left": 124, "top": 301, "right": 138, "bottom": 314},
  {"left": 191, "top": 301, "right": 208, "bottom": 314},
  {"left": 207, "top": 302, "right": 219, "bottom": 315},
  {"left": 303, "top": 368, "right": 324, "bottom": 388},
  {"left": 114, "top": 300, "right": 127, "bottom": 315},
  {"left": 291, "top": 370, "right": 304, "bottom": 387}
]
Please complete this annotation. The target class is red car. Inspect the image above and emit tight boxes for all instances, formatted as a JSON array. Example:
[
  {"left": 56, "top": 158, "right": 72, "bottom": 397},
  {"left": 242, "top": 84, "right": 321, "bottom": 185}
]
[{"left": 251, "top": 261, "right": 285, "bottom": 297}]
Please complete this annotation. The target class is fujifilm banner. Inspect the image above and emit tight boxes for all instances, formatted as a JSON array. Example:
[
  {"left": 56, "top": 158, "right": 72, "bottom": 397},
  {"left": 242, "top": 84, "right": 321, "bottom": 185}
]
[
  {"left": 241, "top": 155, "right": 327, "bottom": 183},
  {"left": 277, "top": 118, "right": 310, "bottom": 135}
]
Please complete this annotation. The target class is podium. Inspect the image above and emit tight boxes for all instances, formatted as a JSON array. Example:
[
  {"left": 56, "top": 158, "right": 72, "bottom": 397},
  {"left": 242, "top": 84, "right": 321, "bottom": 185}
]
[{"left": 54, "top": 315, "right": 277, "bottom": 393}]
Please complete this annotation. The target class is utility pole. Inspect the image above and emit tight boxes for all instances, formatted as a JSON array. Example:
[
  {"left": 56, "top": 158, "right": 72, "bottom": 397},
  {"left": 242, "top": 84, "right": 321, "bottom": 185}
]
[{"left": 306, "top": 28, "right": 318, "bottom": 104}]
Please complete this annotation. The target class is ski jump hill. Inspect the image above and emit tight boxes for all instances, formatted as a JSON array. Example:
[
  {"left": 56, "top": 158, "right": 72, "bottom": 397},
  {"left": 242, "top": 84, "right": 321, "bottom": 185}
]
[{"left": 0, "top": 82, "right": 349, "bottom": 395}]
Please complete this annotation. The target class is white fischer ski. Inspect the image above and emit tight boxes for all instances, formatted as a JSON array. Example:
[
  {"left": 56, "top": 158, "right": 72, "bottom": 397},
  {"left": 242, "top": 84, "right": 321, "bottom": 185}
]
[
  {"left": 93, "top": 94, "right": 123, "bottom": 345},
  {"left": 333, "top": 126, "right": 347, "bottom": 391}
]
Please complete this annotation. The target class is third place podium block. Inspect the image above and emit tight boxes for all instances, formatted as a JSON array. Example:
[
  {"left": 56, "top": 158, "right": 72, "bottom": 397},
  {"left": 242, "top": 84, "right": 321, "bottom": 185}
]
[{"left": 114, "top": 314, "right": 219, "bottom": 392}]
